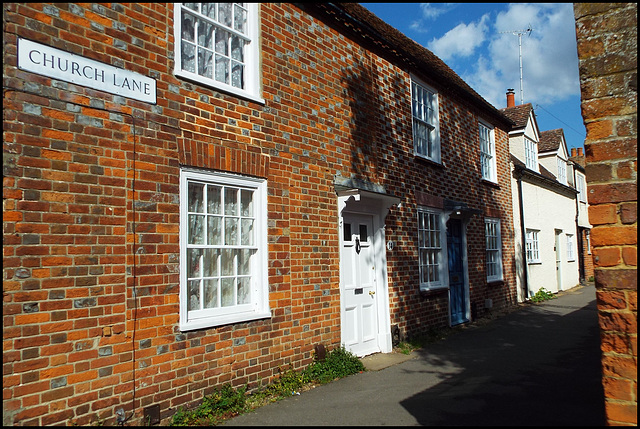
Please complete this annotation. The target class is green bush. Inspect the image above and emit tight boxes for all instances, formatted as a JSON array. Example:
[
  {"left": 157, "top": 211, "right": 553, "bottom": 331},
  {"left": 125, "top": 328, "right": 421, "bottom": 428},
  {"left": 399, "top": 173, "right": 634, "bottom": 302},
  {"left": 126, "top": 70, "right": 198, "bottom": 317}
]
[
  {"left": 305, "top": 346, "right": 365, "bottom": 384},
  {"left": 171, "top": 383, "right": 247, "bottom": 426},
  {"left": 530, "top": 287, "right": 556, "bottom": 303}
]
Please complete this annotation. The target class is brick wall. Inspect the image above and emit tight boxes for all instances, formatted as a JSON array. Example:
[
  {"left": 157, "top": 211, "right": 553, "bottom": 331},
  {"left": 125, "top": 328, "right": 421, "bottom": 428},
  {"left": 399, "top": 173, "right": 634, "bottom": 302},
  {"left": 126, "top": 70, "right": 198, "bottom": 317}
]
[
  {"left": 574, "top": 3, "right": 637, "bottom": 425},
  {"left": 3, "top": 3, "right": 516, "bottom": 425}
]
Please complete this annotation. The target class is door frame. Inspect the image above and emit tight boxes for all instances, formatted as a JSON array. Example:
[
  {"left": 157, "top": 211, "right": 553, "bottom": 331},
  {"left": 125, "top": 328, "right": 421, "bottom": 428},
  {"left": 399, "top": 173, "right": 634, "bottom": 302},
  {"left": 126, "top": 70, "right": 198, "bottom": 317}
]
[
  {"left": 337, "top": 189, "right": 398, "bottom": 356},
  {"left": 555, "top": 229, "right": 563, "bottom": 292},
  {"left": 444, "top": 211, "right": 471, "bottom": 326}
]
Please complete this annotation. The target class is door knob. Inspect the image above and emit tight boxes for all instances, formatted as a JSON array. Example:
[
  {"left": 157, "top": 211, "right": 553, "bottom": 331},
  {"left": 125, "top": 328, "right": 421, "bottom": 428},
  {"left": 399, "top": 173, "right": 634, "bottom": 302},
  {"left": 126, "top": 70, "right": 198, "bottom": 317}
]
[{"left": 369, "top": 291, "right": 375, "bottom": 296}]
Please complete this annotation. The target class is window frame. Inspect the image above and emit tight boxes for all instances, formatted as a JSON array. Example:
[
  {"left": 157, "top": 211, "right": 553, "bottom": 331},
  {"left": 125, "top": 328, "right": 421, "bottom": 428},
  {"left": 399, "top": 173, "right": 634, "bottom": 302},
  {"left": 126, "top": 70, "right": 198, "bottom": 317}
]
[
  {"left": 179, "top": 168, "right": 270, "bottom": 331},
  {"left": 566, "top": 233, "right": 575, "bottom": 261},
  {"left": 485, "top": 217, "right": 503, "bottom": 282},
  {"left": 525, "top": 229, "right": 541, "bottom": 264},
  {"left": 411, "top": 78, "right": 441, "bottom": 163},
  {"left": 173, "top": 3, "right": 264, "bottom": 103},
  {"left": 417, "top": 207, "right": 447, "bottom": 291},
  {"left": 479, "top": 121, "right": 497, "bottom": 183},
  {"left": 524, "top": 137, "right": 538, "bottom": 171},
  {"left": 557, "top": 157, "right": 567, "bottom": 184},
  {"left": 576, "top": 171, "right": 587, "bottom": 203}
]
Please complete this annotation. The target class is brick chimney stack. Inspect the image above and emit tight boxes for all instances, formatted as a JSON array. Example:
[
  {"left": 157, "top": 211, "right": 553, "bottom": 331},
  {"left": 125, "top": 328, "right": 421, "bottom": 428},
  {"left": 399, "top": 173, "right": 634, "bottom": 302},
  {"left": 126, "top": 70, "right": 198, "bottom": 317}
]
[{"left": 506, "top": 88, "right": 516, "bottom": 108}]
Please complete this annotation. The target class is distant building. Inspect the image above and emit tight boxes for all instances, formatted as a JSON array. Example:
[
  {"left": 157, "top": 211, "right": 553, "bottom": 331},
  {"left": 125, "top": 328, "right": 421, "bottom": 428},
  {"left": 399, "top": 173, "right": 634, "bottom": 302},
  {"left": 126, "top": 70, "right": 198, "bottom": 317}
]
[{"left": 502, "top": 91, "right": 581, "bottom": 300}]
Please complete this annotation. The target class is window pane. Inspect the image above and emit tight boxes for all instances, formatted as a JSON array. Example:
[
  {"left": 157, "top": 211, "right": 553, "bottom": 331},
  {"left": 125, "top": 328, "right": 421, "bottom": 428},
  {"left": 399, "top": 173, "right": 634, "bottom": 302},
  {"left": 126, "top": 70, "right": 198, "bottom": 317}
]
[
  {"left": 237, "top": 277, "right": 250, "bottom": 304},
  {"left": 207, "top": 185, "right": 221, "bottom": 214},
  {"left": 198, "top": 47, "right": 213, "bottom": 78},
  {"left": 231, "top": 62, "right": 244, "bottom": 89},
  {"left": 225, "top": 217, "right": 238, "bottom": 245},
  {"left": 188, "top": 279, "right": 200, "bottom": 311},
  {"left": 221, "top": 278, "right": 235, "bottom": 307},
  {"left": 216, "top": 55, "right": 229, "bottom": 83},
  {"left": 203, "top": 249, "right": 219, "bottom": 277},
  {"left": 188, "top": 182, "right": 204, "bottom": 212},
  {"left": 225, "top": 188, "right": 237, "bottom": 215},
  {"left": 234, "top": 4, "right": 247, "bottom": 33},
  {"left": 198, "top": 19, "right": 214, "bottom": 49},
  {"left": 231, "top": 36, "right": 244, "bottom": 61},
  {"left": 215, "top": 29, "right": 228, "bottom": 55},
  {"left": 182, "top": 41, "right": 196, "bottom": 73},
  {"left": 182, "top": 11, "right": 195, "bottom": 42},
  {"left": 201, "top": 3, "right": 216, "bottom": 19},
  {"left": 203, "top": 279, "right": 219, "bottom": 308},
  {"left": 240, "top": 189, "right": 253, "bottom": 216},
  {"left": 219, "top": 3, "right": 232, "bottom": 27},
  {"left": 221, "top": 249, "right": 234, "bottom": 276},
  {"left": 188, "top": 214, "right": 204, "bottom": 244},
  {"left": 238, "top": 249, "right": 251, "bottom": 275},
  {"left": 187, "top": 248, "right": 202, "bottom": 278},
  {"left": 207, "top": 216, "right": 222, "bottom": 245},
  {"left": 241, "top": 218, "right": 253, "bottom": 246}
]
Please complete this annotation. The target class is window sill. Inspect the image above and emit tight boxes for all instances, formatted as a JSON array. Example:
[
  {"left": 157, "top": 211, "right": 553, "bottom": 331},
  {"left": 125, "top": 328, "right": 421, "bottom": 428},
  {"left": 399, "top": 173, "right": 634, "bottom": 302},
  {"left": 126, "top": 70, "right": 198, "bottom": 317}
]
[
  {"left": 180, "top": 311, "right": 271, "bottom": 332},
  {"left": 414, "top": 155, "right": 443, "bottom": 168},
  {"left": 487, "top": 280, "right": 504, "bottom": 286},
  {"left": 419, "top": 286, "right": 448, "bottom": 298},
  {"left": 481, "top": 179, "right": 501, "bottom": 189},
  {"left": 527, "top": 261, "right": 542, "bottom": 265},
  {"left": 175, "top": 71, "right": 265, "bottom": 105}
]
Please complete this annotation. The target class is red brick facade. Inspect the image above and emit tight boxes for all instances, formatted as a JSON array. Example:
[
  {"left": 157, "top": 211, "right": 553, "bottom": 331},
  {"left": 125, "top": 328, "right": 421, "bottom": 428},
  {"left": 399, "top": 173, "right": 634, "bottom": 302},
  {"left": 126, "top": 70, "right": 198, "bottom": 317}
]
[
  {"left": 3, "top": 3, "right": 516, "bottom": 425},
  {"left": 574, "top": 3, "right": 637, "bottom": 425}
]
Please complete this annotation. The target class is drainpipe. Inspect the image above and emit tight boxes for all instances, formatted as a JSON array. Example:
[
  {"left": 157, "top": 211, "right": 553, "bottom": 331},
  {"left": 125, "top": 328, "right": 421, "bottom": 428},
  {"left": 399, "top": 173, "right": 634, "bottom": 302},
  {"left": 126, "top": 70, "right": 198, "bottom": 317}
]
[
  {"left": 516, "top": 169, "right": 530, "bottom": 299},
  {"left": 572, "top": 168, "right": 585, "bottom": 284}
]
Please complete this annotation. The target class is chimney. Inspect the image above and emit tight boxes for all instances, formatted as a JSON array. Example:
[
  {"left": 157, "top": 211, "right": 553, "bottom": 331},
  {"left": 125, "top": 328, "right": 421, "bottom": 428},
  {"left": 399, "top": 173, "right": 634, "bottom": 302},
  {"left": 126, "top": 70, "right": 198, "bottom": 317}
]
[
  {"left": 506, "top": 88, "right": 515, "bottom": 108},
  {"left": 577, "top": 148, "right": 583, "bottom": 156},
  {"left": 571, "top": 148, "right": 577, "bottom": 157}
]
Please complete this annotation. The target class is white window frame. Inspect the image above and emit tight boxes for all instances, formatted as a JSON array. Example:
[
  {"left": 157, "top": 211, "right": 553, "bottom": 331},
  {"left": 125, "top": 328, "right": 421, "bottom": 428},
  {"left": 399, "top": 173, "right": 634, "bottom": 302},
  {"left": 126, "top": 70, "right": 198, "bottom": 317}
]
[
  {"left": 524, "top": 137, "right": 538, "bottom": 171},
  {"left": 576, "top": 171, "right": 587, "bottom": 203},
  {"left": 179, "top": 168, "right": 270, "bottom": 331},
  {"left": 411, "top": 79, "right": 441, "bottom": 163},
  {"left": 479, "top": 121, "right": 497, "bottom": 182},
  {"left": 417, "top": 207, "right": 447, "bottom": 291},
  {"left": 566, "top": 234, "right": 575, "bottom": 261},
  {"left": 174, "top": 3, "right": 263, "bottom": 103},
  {"left": 526, "top": 229, "right": 540, "bottom": 264},
  {"left": 557, "top": 157, "right": 567, "bottom": 185},
  {"left": 485, "top": 218, "right": 503, "bottom": 282}
]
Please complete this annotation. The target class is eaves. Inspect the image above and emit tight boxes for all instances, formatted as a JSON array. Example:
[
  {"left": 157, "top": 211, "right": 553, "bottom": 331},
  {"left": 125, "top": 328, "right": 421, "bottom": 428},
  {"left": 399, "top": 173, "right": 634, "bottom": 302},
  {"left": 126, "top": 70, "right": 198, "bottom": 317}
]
[{"left": 514, "top": 164, "right": 578, "bottom": 198}]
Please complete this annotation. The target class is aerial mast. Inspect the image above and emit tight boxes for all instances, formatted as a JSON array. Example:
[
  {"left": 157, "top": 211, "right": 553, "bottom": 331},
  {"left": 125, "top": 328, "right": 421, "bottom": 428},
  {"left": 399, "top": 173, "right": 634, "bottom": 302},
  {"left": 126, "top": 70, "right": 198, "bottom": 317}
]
[{"left": 500, "top": 25, "right": 533, "bottom": 105}]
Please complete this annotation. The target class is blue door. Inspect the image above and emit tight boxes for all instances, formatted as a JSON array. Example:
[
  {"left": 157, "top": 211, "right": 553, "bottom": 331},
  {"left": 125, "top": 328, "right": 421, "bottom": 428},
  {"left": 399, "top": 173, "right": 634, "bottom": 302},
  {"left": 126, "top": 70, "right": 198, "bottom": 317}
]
[{"left": 447, "top": 218, "right": 467, "bottom": 325}]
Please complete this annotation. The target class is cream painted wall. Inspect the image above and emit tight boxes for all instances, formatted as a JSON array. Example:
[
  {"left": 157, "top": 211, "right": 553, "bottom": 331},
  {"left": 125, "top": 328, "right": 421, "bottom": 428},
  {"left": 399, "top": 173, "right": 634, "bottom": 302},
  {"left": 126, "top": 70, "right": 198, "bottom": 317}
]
[{"left": 512, "top": 173, "right": 580, "bottom": 300}]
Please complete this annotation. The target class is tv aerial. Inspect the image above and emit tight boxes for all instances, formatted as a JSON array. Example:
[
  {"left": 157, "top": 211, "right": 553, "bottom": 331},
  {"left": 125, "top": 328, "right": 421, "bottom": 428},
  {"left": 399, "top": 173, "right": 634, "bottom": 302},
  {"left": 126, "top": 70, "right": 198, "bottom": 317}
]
[{"left": 500, "top": 24, "right": 533, "bottom": 105}]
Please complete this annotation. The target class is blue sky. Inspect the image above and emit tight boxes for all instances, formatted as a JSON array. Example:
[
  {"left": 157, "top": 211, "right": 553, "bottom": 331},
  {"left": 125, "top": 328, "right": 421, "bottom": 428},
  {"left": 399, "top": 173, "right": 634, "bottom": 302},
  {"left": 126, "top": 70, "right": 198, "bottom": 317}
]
[{"left": 360, "top": 3, "right": 586, "bottom": 150}]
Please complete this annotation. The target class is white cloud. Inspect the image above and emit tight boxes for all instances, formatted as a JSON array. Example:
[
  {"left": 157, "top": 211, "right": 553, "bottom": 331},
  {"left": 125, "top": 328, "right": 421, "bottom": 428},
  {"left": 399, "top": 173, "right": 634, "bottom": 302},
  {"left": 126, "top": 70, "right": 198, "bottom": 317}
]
[
  {"left": 426, "top": 14, "right": 490, "bottom": 62},
  {"left": 410, "top": 3, "right": 458, "bottom": 32},
  {"left": 453, "top": 3, "right": 580, "bottom": 109}
]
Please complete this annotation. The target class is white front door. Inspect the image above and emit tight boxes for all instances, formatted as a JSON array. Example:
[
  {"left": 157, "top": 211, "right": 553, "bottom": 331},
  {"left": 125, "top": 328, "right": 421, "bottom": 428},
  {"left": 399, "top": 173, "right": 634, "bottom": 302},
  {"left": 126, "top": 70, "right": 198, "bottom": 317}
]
[
  {"left": 555, "top": 230, "right": 562, "bottom": 291},
  {"left": 341, "top": 213, "right": 379, "bottom": 357}
]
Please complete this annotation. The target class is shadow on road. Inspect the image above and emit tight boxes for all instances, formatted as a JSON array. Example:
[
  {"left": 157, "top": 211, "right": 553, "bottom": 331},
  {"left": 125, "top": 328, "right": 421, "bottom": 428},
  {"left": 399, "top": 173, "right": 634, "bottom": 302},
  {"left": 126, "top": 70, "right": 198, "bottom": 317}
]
[{"left": 400, "top": 298, "right": 605, "bottom": 426}]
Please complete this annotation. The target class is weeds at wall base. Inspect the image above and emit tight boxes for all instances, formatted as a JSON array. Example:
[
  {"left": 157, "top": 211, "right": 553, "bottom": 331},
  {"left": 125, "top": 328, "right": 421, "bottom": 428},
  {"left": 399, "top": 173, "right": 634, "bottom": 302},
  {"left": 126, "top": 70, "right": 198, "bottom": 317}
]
[{"left": 170, "top": 346, "right": 365, "bottom": 426}]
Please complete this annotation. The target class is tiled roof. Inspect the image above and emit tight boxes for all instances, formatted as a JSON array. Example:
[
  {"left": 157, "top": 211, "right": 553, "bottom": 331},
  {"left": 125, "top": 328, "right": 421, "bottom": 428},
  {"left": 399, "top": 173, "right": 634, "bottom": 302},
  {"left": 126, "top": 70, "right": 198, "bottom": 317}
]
[
  {"left": 539, "top": 128, "right": 564, "bottom": 153},
  {"left": 296, "top": 3, "right": 514, "bottom": 126},
  {"left": 500, "top": 103, "right": 534, "bottom": 129}
]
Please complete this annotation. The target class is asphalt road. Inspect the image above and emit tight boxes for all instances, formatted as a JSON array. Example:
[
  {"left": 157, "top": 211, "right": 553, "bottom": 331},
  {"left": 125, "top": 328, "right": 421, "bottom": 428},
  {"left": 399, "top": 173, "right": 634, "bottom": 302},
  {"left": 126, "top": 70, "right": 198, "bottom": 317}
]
[{"left": 224, "top": 284, "right": 605, "bottom": 426}]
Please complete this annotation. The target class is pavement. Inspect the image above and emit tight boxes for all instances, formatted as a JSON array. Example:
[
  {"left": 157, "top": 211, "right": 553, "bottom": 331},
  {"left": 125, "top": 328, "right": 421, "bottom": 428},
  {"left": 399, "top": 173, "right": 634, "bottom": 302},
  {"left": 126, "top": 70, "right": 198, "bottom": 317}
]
[{"left": 223, "top": 283, "right": 605, "bottom": 426}]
